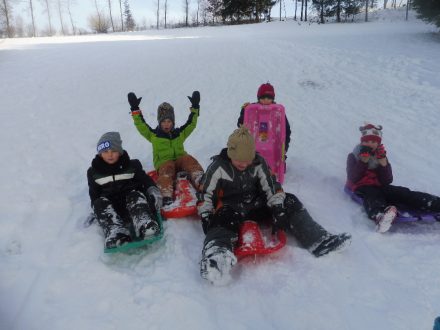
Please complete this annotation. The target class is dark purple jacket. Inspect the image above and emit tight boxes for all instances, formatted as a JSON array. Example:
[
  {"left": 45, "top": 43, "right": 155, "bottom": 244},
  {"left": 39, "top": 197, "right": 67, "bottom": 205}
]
[{"left": 346, "top": 145, "right": 393, "bottom": 191}]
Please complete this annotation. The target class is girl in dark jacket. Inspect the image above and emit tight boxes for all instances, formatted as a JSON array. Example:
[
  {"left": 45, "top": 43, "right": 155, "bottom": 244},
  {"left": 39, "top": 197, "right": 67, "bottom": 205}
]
[
  {"left": 87, "top": 132, "right": 162, "bottom": 249},
  {"left": 346, "top": 123, "right": 440, "bottom": 233}
]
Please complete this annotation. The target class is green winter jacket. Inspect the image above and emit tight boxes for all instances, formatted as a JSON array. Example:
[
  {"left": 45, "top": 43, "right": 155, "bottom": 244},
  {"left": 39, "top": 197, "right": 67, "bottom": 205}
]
[{"left": 132, "top": 108, "right": 199, "bottom": 170}]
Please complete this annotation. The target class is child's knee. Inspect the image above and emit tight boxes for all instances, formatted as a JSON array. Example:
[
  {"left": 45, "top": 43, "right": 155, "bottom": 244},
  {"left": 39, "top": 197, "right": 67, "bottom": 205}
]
[{"left": 92, "top": 197, "right": 111, "bottom": 211}]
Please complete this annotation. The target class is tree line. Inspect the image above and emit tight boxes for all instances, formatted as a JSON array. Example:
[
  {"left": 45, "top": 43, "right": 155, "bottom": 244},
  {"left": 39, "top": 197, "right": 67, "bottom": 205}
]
[
  {"left": 1, "top": 0, "right": 438, "bottom": 38},
  {"left": 0, "top": 0, "right": 139, "bottom": 37}
]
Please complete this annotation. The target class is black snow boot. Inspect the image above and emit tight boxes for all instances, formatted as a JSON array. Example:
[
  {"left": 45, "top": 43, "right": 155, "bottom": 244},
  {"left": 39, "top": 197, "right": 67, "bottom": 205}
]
[
  {"left": 200, "top": 227, "right": 238, "bottom": 286},
  {"left": 162, "top": 197, "right": 173, "bottom": 207},
  {"left": 93, "top": 197, "right": 131, "bottom": 249},
  {"left": 126, "top": 190, "right": 159, "bottom": 239},
  {"left": 284, "top": 193, "right": 351, "bottom": 256},
  {"left": 105, "top": 231, "right": 132, "bottom": 249},
  {"left": 311, "top": 233, "right": 351, "bottom": 257}
]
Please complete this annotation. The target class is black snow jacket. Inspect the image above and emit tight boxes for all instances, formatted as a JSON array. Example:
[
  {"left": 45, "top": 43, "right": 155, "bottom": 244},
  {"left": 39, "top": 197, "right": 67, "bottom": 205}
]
[
  {"left": 198, "top": 148, "right": 285, "bottom": 218},
  {"left": 87, "top": 151, "right": 157, "bottom": 211}
]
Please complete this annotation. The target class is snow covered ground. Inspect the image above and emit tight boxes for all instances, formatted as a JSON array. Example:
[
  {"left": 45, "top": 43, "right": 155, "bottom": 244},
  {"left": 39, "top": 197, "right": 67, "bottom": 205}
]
[{"left": 1, "top": 11, "right": 440, "bottom": 330}]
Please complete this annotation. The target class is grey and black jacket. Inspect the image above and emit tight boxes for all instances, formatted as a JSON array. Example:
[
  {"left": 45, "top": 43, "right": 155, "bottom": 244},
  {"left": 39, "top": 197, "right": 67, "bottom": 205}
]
[
  {"left": 198, "top": 148, "right": 285, "bottom": 218},
  {"left": 87, "top": 151, "right": 157, "bottom": 212}
]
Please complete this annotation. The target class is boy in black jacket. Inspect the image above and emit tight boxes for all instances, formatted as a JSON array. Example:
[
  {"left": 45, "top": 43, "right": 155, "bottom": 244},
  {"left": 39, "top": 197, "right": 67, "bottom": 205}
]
[
  {"left": 198, "top": 126, "right": 351, "bottom": 285},
  {"left": 87, "top": 132, "right": 162, "bottom": 249}
]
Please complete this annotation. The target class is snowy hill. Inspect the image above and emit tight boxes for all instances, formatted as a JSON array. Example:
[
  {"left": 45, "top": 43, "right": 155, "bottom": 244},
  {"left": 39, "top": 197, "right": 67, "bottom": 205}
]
[{"left": 1, "top": 14, "right": 440, "bottom": 330}]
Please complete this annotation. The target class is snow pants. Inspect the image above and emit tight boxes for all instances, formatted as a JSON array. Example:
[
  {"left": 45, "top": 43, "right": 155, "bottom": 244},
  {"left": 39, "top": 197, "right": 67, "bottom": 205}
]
[
  {"left": 355, "top": 184, "right": 440, "bottom": 220},
  {"left": 93, "top": 190, "right": 156, "bottom": 238},
  {"left": 156, "top": 154, "right": 204, "bottom": 198},
  {"left": 202, "top": 193, "right": 329, "bottom": 255}
]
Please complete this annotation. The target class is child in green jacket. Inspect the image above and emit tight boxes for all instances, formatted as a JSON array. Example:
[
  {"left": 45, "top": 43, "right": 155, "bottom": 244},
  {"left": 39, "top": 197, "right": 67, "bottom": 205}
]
[{"left": 127, "top": 91, "right": 204, "bottom": 206}]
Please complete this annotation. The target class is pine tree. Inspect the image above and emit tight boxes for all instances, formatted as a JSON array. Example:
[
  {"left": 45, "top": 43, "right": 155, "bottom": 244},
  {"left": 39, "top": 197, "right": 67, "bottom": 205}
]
[
  {"left": 206, "top": 0, "right": 223, "bottom": 23},
  {"left": 312, "top": 0, "right": 336, "bottom": 23},
  {"left": 412, "top": 0, "right": 440, "bottom": 28},
  {"left": 222, "top": 0, "right": 253, "bottom": 22},
  {"left": 124, "top": 0, "right": 135, "bottom": 31},
  {"left": 342, "top": 0, "right": 362, "bottom": 21}
]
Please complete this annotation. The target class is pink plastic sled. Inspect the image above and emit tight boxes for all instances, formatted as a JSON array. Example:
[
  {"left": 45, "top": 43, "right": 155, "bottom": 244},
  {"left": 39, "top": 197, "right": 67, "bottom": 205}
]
[{"left": 243, "top": 103, "right": 286, "bottom": 183}]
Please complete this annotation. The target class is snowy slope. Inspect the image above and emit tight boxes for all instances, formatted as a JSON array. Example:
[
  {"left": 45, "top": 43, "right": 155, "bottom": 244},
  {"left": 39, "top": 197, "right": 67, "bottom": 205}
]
[{"left": 1, "top": 13, "right": 440, "bottom": 330}]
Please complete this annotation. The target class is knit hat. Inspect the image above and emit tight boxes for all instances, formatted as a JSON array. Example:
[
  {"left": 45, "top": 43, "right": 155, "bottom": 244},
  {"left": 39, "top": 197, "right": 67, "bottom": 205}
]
[
  {"left": 96, "top": 132, "right": 123, "bottom": 154},
  {"left": 257, "top": 83, "right": 275, "bottom": 99},
  {"left": 227, "top": 126, "right": 256, "bottom": 162},
  {"left": 157, "top": 102, "right": 175, "bottom": 124},
  {"left": 359, "top": 123, "right": 383, "bottom": 144}
]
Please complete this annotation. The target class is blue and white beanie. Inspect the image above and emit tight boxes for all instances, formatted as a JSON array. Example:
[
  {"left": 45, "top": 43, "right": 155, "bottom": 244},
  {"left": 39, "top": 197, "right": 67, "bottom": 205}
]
[{"left": 96, "top": 132, "right": 123, "bottom": 154}]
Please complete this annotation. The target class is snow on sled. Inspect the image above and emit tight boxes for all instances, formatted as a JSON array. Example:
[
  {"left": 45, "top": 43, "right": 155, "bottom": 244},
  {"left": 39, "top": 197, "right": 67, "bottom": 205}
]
[
  {"left": 243, "top": 103, "right": 286, "bottom": 183},
  {"left": 104, "top": 213, "right": 165, "bottom": 254},
  {"left": 344, "top": 186, "right": 440, "bottom": 223},
  {"left": 234, "top": 221, "right": 287, "bottom": 258},
  {"left": 147, "top": 170, "right": 198, "bottom": 219}
]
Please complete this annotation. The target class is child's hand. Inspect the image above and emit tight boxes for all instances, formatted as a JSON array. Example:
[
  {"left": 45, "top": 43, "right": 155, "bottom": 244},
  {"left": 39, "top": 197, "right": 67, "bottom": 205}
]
[
  {"left": 272, "top": 204, "right": 289, "bottom": 234},
  {"left": 377, "top": 158, "right": 388, "bottom": 167},
  {"left": 375, "top": 144, "right": 387, "bottom": 159},
  {"left": 359, "top": 145, "right": 372, "bottom": 163},
  {"left": 127, "top": 92, "right": 142, "bottom": 111},
  {"left": 187, "top": 91, "right": 200, "bottom": 110}
]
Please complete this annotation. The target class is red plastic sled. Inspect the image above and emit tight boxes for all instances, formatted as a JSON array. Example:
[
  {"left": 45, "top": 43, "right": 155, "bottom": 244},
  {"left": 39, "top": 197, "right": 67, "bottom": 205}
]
[
  {"left": 147, "top": 171, "right": 198, "bottom": 219},
  {"left": 234, "top": 220, "right": 287, "bottom": 258},
  {"left": 243, "top": 103, "right": 286, "bottom": 183}
]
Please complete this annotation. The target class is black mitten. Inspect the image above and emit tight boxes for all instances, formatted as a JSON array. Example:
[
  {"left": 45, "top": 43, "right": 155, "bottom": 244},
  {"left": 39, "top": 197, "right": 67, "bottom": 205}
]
[
  {"left": 187, "top": 91, "right": 200, "bottom": 110},
  {"left": 272, "top": 204, "right": 289, "bottom": 234},
  {"left": 127, "top": 92, "right": 142, "bottom": 111}
]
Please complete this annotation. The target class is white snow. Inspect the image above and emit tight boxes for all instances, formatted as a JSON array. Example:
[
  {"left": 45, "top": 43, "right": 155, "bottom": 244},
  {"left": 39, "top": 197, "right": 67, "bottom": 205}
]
[{"left": 1, "top": 11, "right": 440, "bottom": 330}]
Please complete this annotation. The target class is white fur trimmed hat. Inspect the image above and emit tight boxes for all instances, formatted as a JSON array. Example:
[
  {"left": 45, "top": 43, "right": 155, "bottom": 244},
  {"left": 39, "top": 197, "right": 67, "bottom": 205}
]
[{"left": 360, "top": 123, "right": 383, "bottom": 144}]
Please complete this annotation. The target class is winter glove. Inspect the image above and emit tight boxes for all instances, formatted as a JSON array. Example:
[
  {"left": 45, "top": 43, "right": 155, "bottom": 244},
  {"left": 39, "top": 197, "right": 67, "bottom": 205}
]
[
  {"left": 127, "top": 92, "right": 142, "bottom": 111},
  {"left": 187, "top": 91, "right": 200, "bottom": 110},
  {"left": 359, "top": 145, "right": 373, "bottom": 158},
  {"left": 147, "top": 186, "right": 163, "bottom": 212},
  {"left": 375, "top": 144, "right": 387, "bottom": 159},
  {"left": 272, "top": 204, "right": 289, "bottom": 234},
  {"left": 200, "top": 211, "right": 212, "bottom": 235}
]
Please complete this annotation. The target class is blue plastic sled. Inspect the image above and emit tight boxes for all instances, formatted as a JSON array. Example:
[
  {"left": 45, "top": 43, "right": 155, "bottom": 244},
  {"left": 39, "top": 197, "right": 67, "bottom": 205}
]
[{"left": 344, "top": 186, "right": 440, "bottom": 223}]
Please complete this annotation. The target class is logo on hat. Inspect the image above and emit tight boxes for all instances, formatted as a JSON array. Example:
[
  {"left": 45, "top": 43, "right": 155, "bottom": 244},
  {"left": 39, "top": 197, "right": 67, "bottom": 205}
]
[{"left": 97, "top": 141, "right": 111, "bottom": 153}]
